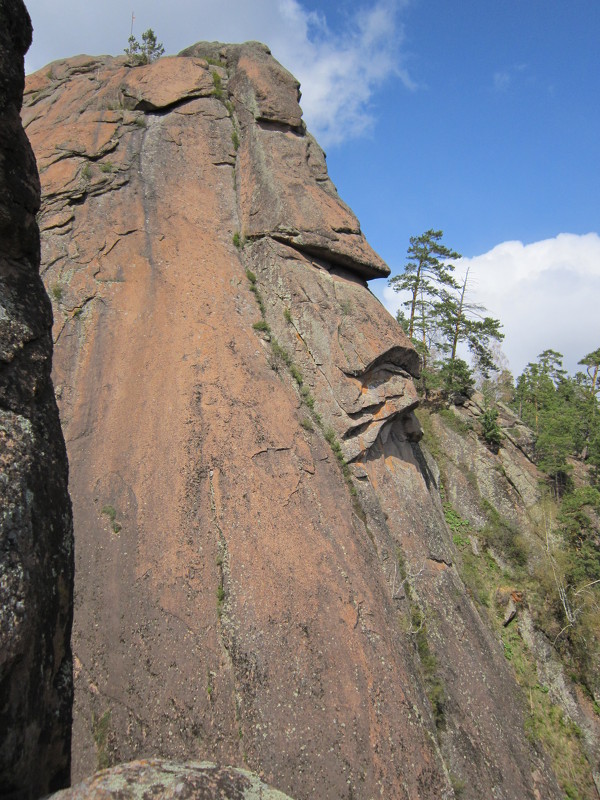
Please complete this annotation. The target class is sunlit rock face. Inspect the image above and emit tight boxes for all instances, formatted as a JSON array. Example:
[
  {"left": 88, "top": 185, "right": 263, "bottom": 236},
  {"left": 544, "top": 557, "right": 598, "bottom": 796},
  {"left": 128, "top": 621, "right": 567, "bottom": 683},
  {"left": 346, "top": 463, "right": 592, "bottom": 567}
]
[
  {"left": 0, "top": 0, "right": 73, "bottom": 796},
  {"left": 24, "top": 39, "right": 561, "bottom": 800}
]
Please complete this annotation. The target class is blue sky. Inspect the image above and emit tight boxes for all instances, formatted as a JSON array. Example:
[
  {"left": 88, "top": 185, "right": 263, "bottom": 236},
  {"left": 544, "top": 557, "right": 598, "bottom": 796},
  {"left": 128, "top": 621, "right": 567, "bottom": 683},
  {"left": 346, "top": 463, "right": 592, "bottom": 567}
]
[{"left": 23, "top": 0, "right": 600, "bottom": 376}]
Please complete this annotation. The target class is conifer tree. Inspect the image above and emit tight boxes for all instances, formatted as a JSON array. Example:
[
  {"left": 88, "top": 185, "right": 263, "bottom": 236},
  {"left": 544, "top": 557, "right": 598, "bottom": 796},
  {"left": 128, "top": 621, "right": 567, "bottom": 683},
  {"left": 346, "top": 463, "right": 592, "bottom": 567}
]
[
  {"left": 435, "top": 267, "right": 504, "bottom": 378},
  {"left": 574, "top": 348, "right": 600, "bottom": 481},
  {"left": 125, "top": 28, "right": 164, "bottom": 65},
  {"left": 389, "top": 229, "right": 460, "bottom": 346},
  {"left": 514, "top": 350, "right": 564, "bottom": 433},
  {"left": 578, "top": 347, "right": 600, "bottom": 400},
  {"left": 512, "top": 350, "right": 596, "bottom": 495},
  {"left": 480, "top": 406, "right": 503, "bottom": 452},
  {"left": 438, "top": 357, "right": 475, "bottom": 398}
]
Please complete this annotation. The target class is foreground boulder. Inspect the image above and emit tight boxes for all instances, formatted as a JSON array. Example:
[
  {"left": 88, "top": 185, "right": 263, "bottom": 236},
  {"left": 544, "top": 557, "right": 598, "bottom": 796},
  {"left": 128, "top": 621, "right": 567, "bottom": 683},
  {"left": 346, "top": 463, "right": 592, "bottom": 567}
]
[
  {"left": 53, "top": 760, "right": 294, "bottom": 800},
  {"left": 0, "top": 0, "right": 73, "bottom": 795},
  {"left": 24, "top": 41, "right": 562, "bottom": 799}
]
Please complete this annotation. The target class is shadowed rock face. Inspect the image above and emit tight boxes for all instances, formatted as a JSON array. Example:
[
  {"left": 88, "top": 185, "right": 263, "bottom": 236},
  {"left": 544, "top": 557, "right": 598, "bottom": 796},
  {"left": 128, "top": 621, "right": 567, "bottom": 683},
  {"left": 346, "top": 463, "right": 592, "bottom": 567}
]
[
  {"left": 24, "top": 41, "right": 561, "bottom": 800},
  {"left": 0, "top": 0, "right": 73, "bottom": 796}
]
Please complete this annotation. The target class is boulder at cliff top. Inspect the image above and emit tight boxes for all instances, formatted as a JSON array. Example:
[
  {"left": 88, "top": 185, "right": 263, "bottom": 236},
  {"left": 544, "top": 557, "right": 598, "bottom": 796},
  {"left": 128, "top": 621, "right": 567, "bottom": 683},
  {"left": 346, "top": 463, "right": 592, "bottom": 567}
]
[
  {"left": 24, "top": 41, "right": 562, "bottom": 800},
  {"left": 0, "top": 0, "right": 73, "bottom": 796}
]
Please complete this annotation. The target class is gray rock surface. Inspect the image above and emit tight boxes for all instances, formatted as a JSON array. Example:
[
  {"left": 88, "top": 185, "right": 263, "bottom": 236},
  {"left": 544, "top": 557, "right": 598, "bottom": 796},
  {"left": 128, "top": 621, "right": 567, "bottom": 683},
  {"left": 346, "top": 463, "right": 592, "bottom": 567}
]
[
  {"left": 0, "top": 0, "right": 73, "bottom": 795},
  {"left": 52, "top": 760, "right": 295, "bottom": 800}
]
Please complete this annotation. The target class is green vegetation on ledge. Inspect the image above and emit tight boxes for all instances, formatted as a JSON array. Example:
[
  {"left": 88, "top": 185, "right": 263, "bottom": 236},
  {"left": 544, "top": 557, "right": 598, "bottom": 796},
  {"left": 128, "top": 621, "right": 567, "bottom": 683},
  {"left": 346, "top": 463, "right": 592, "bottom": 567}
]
[
  {"left": 446, "top": 497, "right": 596, "bottom": 798},
  {"left": 124, "top": 28, "right": 164, "bottom": 66},
  {"left": 92, "top": 709, "right": 112, "bottom": 770}
]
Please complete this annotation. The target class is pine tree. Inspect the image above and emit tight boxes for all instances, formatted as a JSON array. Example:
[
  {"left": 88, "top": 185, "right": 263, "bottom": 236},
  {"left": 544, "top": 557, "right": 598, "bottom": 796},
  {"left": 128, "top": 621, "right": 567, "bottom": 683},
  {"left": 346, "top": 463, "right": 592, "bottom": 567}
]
[
  {"left": 435, "top": 267, "right": 504, "bottom": 378},
  {"left": 125, "top": 28, "right": 164, "bottom": 66},
  {"left": 389, "top": 229, "right": 460, "bottom": 348},
  {"left": 588, "top": 427, "right": 600, "bottom": 487},
  {"left": 535, "top": 405, "right": 574, "bottom": 496},
  {"left": 575, "top": 347, "right": 600, "bottom": 477},
  {"left": 579, "top": 347, "right": 600, "bottom": 399},
  {"left": 513, "top": 348, "right": 600, "bottom": 495},
  {"left": 480, "top": 406, "right": 503, "bottom": 452},
  {"left": 513, "top": 351, "right": 563, "bottom": 433},
  {"left": 438, "top": 357, "right": 474, "bottom": 398}
]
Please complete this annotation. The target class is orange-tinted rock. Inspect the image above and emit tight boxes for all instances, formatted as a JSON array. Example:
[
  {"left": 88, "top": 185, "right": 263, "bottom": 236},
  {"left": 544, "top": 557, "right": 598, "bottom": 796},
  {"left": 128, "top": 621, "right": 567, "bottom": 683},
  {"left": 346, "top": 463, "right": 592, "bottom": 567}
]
[
  {"left": 182, "top": 42, "right": 389, "bottom": 279},
  {"left": 182, "top": 41, "right": 303, "bottom": 127},
  {"left": 244, "top": 238, "right": 420, "bottom": 461},
  {"left": 120, "top": 57, "right": 214, "bottom": 110},
  {"left": 24, "top": 42, "right": 563, "bottom": 800}
]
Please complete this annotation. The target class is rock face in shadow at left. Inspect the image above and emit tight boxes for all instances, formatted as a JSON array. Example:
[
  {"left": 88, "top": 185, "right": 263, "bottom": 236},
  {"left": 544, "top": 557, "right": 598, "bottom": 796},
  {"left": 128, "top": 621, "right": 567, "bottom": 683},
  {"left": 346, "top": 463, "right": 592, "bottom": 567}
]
[{"left": 0, "top": 0, "right": 74, "bottom": 796}]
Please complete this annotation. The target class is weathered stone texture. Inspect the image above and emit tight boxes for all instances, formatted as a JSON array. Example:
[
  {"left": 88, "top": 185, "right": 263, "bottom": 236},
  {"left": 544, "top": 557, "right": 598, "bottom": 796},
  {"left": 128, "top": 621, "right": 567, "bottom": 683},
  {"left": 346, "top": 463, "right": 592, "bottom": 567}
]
[
  {"left": 24, "top": 41, "right": 563, "bottom": 800},
  {"left": 181, "top": 42, "right": 390, "bottom": 279},
  {"left": 53, "top": 759, "right": 295, "bottom": 800},
  {"left": 0, "top": 0, "right": 73, "bottom": 796}
]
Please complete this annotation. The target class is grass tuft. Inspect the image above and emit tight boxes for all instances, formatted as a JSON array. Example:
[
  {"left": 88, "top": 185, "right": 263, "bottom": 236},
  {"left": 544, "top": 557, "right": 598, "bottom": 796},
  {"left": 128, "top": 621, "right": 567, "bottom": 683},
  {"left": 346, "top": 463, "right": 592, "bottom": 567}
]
[
  {"left": 252, "top": 320, "right": 271, "bottom": 333},
  {"left": 290, "top": 364, "right": 303, "bottom": 386},
  {"left": 92, "top": 710, "right": 111, "bottom": 770},
  {"left": 212, "top": 71, "right": 223, "bottom": 99}
]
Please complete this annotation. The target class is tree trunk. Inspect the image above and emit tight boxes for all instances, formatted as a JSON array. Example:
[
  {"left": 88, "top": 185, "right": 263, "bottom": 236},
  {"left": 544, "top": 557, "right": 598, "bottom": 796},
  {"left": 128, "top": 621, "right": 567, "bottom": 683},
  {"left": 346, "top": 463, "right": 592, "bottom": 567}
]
[
  {"left": 408, "top": 262, "right": 422, "bottom": 339},
  {"left": 450, "top": 269, "right": 469, "bottom": 363}
]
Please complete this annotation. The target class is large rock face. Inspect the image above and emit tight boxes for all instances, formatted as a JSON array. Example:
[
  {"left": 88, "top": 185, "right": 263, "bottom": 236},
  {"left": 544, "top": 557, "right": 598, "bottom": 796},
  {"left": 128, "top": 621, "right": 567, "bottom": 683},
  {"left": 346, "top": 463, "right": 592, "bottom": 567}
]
[
  {"left": 0, "top": 0, "right": 73, "bottom": 795},
  {"left": 24, "top": 42, "right": 562, "bottom": 799}
]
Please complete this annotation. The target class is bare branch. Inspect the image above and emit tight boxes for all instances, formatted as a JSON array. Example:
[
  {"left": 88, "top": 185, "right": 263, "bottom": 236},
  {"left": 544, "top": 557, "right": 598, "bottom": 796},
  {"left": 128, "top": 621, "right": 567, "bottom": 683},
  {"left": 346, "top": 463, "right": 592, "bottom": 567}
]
[{"left": 574, "top": 578, "right": 600, "bottom": 596}]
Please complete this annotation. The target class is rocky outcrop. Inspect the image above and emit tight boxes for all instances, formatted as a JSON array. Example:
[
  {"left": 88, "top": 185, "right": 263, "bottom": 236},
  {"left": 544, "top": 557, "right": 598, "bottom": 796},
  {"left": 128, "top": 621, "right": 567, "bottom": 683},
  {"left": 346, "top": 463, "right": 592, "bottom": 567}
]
[
  {"left": 181, "top": 42, "right": 390, "bottom": 280},
  {"left": 421, "top": 395, "right": 600, "bottom": 794},
  {"left": 24, "top": 42, "right": 562, "bottom": 799},
  {"left": 429, "top": 396, "right": 542, "bottom": 532},
  {"left": 53, "top": 760, "right": 295, "bottom": 800},
  {"left": 0, "top": 1, "right": 73, "bottom": 796}
]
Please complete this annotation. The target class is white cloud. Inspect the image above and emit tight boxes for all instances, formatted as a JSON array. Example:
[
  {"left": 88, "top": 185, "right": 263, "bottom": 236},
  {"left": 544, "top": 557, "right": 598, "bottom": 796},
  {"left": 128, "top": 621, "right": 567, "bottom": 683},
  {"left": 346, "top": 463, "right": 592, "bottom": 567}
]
[
  {"left": 285, "top": 1, "right": 415, "bottom": 144},
  {"left": 383, "top": 233, "right": 600, "bottom": 376},
  {"left": 24, "top": 0, "right": 412, "bottom": 147},
  {"left": 493, "top": 70, "right": 511, "bottom": 91},
  {"left": 493, "top": 63, "right": 528, "bottom": 92}
]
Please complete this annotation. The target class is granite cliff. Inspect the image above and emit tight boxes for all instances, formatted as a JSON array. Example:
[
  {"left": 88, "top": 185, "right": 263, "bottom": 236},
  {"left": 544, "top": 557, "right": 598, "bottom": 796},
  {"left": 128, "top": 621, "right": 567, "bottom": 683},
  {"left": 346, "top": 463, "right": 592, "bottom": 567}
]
[{"left": 19, "top": 37, "right": 571, "bottom": 799}]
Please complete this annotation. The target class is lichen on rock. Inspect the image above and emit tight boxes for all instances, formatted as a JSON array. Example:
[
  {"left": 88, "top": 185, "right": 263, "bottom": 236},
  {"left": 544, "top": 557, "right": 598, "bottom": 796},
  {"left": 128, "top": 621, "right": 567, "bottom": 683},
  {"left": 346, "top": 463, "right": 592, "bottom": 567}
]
[{"left": 52, "top": 759, "right": 296, "bottom": 800}]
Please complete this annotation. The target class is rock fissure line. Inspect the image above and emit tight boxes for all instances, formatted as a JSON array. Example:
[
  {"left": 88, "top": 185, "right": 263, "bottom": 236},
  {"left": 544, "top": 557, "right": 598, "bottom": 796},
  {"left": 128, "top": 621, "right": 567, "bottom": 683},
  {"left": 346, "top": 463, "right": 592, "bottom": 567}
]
[{"left": 207, "top": 468, "right": 247, "bottom": 766}]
